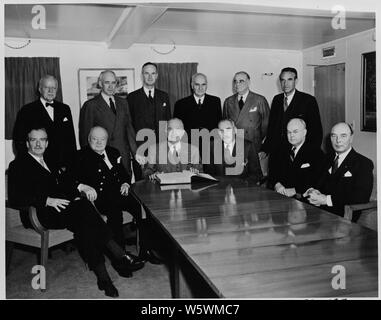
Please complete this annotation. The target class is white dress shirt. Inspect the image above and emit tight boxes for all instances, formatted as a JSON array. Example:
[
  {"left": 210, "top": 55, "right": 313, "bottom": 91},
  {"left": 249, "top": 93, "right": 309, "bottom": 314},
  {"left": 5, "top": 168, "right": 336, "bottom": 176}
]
[
  {"left": 284, "top": 89, "right": 296, "bottom": 106},
  {"left": 40, "top": 98, "right": 54, "bottom": 121},
  {"left": 238, "top": 91, "right": 249, "bottom": 103},
  {"left": 144, "top": 87, "right": 155, "bottom": 98},
  {"left": 194, "top": 95, "right": 205, "bottom": 105}
]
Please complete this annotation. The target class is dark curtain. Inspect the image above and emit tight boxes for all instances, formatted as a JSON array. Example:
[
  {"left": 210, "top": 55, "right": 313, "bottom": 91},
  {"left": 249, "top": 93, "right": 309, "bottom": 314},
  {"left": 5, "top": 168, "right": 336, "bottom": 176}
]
[
  {"left": 156, "top": 62, "right": 198, "bottom": 116},
  {"left": 5, "top": 57, "right": 63, "bottom": 139}
]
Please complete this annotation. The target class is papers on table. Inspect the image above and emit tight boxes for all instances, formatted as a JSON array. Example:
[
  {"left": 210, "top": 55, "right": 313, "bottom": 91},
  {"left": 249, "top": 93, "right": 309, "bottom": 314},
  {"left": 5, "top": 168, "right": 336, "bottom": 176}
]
[{"left": 156, "top": 170, "right": 218, "bottom": 185}]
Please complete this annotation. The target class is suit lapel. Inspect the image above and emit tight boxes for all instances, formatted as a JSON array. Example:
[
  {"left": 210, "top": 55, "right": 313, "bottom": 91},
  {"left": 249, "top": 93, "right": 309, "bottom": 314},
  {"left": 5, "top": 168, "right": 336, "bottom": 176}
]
[
  {"left": 95, "top": 94, "right": 116, "bottom": 123},
  {"left": 37, "top": 100, "right": 54, "bottom": 124}
]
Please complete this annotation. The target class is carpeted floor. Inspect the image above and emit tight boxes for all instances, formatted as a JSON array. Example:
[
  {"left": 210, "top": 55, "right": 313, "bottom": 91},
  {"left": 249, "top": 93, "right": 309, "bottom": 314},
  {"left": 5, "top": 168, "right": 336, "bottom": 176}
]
[{"left": 6, "top": 243, "right": 173, "bottom": 299}]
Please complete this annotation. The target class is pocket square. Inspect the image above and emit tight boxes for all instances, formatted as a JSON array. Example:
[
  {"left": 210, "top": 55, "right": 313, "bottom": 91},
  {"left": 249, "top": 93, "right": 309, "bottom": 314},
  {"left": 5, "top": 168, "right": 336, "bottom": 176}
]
[
  {"left": 249, "top": 107, "right": 257, "bottom": 112},
  {"left": 117, "top": 156, "right": 122, "bottom": 164},
  {"left": 344, "top": 171, "right": 352, "bottom": 177},
  {"left": 301, "top": 163, "right": 310, "bottom": 168},
  {"left": 162, "top": 102, "right": 167, "bottom": 107},
  {"left": 63, "top": 117, "right": 69, "bottom": 122}
]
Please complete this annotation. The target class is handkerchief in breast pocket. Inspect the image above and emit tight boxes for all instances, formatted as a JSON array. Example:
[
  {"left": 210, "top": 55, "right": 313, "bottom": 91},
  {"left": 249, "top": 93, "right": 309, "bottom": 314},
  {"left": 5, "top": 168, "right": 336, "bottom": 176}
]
[
  {"left": 300, "top": 163, "right": 310, "bottom": 168},
  {"left": 249, "top": 107, "right": 257, "bottom": 112},
  {"left": 344, "top": 171, "right": 352, "bottom": 177},
  {"left": 63, "top": 117, "right": 69, "bottom": 122}
]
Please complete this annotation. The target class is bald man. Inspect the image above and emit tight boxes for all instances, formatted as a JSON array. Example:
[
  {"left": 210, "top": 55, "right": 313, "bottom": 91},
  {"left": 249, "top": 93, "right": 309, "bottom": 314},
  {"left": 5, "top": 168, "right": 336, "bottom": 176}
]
[
  {"left": 75, "top": 126, "right": 161, "bottom": 265},
  {"left": 143, "top": 118, "right": 202, "bottom": 179},
  {"left": 273, "top": 118, "right": 324, "bottom": 198},
  {"left": 303, "top": 122, "right": 373, "bottom": 218}
]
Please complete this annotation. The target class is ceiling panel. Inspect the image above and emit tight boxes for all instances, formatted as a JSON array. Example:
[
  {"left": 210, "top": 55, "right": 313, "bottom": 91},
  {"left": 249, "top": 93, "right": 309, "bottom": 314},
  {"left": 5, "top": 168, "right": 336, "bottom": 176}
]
[{"left": 4, "top": 3, "right": 375, "bottom": 50}]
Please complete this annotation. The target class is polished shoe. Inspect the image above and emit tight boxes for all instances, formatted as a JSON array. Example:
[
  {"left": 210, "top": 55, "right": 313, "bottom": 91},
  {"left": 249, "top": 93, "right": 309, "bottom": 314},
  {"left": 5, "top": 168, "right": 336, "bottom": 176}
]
[
  {"left": 112, "top": 253, "right": 144, "bottom": 276},
  {"left": 140, "top": 249, "right": 163, "bottom": 265},
  {"left": 97, "top": 280, "right": 119, "bottom": 298}
]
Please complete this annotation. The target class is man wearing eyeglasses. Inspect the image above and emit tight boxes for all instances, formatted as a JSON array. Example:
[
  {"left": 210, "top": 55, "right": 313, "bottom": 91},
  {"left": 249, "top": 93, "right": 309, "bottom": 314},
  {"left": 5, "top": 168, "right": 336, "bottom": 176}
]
[
  {"left": 303, "top": 122, "right": 373, "bottom": 218},
  {"left": 223, "top": 71, "right": 270, "bottom": 182}
]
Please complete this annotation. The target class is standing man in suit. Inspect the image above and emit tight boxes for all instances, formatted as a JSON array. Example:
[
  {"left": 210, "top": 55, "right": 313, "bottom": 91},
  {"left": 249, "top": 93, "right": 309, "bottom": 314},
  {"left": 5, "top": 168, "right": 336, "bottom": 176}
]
[
  {"left": 143, "top": 118, "right": 202, "bottom": 180},
  {"left": 223, "top": 71, "right": 270, "bottom": 179},
  {"left": 128, "top": 62, "right": 171, "bottom": 180},
  {"left": 79, "top": 70, "right": 145, "bottom": 178},
  {"left": 174, "top": 72, "right": 222, "bottom": 135},
  {"left": 13, "top": 75, "right": 76, "bottom": 170},
  {"left": 303, "top": 122, "right": 373, "bottom": 218},
  {"left": 261, "top": 67, "right": 323, "bottom": 188},
  {"left": 273, "top": 118, "right": 324, "bottom": 198},
  {"left": 75, "top": 126, "right": 161, "bottom": 264},
  {"left": 205, "top": 119, "right": 263, "bottom": 182},
  {"left": 8, "top": 126, "right": 144, "bottom": 298}
]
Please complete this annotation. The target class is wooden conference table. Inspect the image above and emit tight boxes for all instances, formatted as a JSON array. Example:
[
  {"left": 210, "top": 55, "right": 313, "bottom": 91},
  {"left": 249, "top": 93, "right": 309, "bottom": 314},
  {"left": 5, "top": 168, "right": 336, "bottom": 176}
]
[{"left": 132, "top": 178, "right": 378, "bottom": 298}]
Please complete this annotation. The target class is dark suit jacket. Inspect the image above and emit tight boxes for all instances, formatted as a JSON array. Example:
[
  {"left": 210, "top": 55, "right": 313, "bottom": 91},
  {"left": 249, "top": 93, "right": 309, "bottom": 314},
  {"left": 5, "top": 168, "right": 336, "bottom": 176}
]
[
  {"left": 128, "top": 87, "right": 171, "bottom": 145},
  {"left": 223, "top": 91, "right": 270, "bottom": 153},
  {"left": 79, "top": 94, "right": 137, "bottom": 176},
  {"left": 174, "top": 94, "right": 222, "bottom": 135},
  {"left": 262, "top": 90, "right": 323, "bottom": 154},
  {"left": 13, "top": 99, "right": 77, "bottom": 169},
  {"left": 75, "top": 145, "right": 131, "bottom": 196},
  {"left": 205, "top": 138, "right": 262, "bottom": 181},
  {"left": 314, "top": 149, "right": 373, "bottom": 216},
  {"left": 273, "top": 142, "right": 325, "bottom": 194},
  {"left": 8, "top": 153, "right": 80, "bottom": 229}
]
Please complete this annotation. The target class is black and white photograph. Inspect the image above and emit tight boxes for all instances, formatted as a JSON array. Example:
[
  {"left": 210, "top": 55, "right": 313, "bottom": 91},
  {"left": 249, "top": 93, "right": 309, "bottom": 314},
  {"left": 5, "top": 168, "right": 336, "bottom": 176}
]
[{"left": 2, "top": 0, "right": 379, "bottom": 303}]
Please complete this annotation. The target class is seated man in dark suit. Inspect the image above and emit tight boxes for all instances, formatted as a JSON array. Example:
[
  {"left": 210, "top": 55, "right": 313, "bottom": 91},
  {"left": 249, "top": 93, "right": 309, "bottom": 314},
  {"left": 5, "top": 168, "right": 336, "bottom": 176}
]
[
  {"left": 75, "top": 126, "right": 161, "bottom": 265},
  {"left": 8, "top": 126, "right": 143, "bottom": 298},
  {"left": 205, "top": 119, "right": 263, "bottom": 182},
  {"left": 143, "top": 118, "right": 202, "bottom": 180},
  {"left": 273, "top": 118, "right": 324, "bottom": 197},
  {"left": 303, "top": 122, "right": 373, "bottom": 218}
]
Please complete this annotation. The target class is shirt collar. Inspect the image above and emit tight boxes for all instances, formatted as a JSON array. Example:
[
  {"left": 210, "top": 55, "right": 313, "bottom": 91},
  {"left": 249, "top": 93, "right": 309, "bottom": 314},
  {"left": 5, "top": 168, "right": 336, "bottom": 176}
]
[
  {"left": 238, "top": 90, "right": 249, "bottom": 102},
  {"left": 285, "top": 89, "right": 296, "bottom": 104},
  {"left": 28, "top": 152, "right": 44, "bottom": 164},
  {"left": 101, "top": 92, "right": 114, "bottom": 105},
  {"left": 143, "top": 87, "right": 155, "bottom": 98},
  {"left": 194, "top": 94, "right": 205, "bottom": 104},
  {"left": 224, "top": 140, "right": 235, "bottom": 151},
  {"left": 168, "top": 141, "right": 181, "bottom": 152},
  {"left": 40, "top": 97, "right": 54, "bottom": 107},
  {"left": 336, "top": 147, "right": 352, "bottom": 165},
  {"left": 292, "top": 141, "right": 304, "bottom": 156}
]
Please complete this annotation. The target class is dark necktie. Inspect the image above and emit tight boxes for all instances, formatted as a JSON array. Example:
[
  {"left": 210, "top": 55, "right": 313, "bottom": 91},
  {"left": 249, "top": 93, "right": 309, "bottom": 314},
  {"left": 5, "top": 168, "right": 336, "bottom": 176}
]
[
  {"left": 283, "top": 95, "right": 288, "bottom": 111},
  {"left": 238, "top": 96, "right": 244, "bottom": 110},
  {"left": 290, "top": 146, "right": 296, "bottom": 161},
  {"left": 198, "top": 99, "right": 202, "bottom": 109},
  {"left": 331, "top": 154, "right": 339, "bottom": 174},
  {"left": 109, "top": 98, "right": 116, "bottom": 114},
  {"left": 148, "top": 90, "right": 154, "bottom": 103}
]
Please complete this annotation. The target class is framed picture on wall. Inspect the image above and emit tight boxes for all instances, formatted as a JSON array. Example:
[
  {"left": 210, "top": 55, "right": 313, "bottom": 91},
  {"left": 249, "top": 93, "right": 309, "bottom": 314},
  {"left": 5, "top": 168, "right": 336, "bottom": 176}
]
[
  {"left": 361, "top": 51, "right": 376, "bottom": 132},
  {"left": 78, "top": 68, "right": 135, "bottom": 107}
]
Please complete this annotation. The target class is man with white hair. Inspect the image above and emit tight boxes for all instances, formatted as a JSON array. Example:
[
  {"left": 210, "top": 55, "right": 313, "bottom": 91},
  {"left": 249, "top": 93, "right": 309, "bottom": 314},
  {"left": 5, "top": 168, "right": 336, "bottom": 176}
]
[
  {"left": 13, "top": 74, "right": 76, "bottom": 170},
  {"left": 303, "top": 122, "right": 373, "bottom": 218},
  {"left": 174, "top": 72, "right": 222, "bottom": 136}
]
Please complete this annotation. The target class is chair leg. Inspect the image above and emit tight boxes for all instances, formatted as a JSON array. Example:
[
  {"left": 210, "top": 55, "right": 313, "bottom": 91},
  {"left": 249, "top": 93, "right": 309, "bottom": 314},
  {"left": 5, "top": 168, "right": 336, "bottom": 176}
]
[
  {"left": 6, "top": 241, "right": 14, "bottom": 275},
  {"left": 40, "top": 231, "right": 49, "bottom": 291}
]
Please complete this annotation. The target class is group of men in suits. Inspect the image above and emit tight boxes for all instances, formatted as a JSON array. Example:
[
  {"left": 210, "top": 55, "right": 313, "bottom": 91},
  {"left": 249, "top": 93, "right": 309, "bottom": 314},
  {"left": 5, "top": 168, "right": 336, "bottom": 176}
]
[{"left": 10, "top": 63, "right": 375, "bottom": 297}]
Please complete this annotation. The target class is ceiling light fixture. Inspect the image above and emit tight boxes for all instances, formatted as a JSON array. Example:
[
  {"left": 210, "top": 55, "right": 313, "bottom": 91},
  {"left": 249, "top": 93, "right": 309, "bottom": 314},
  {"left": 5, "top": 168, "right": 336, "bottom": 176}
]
[
  {"left": 150, "top": 38, "right": 176, "bottom": 55},
  {"left": 5, "top": 39, "right": 32, "bottom": 49}
]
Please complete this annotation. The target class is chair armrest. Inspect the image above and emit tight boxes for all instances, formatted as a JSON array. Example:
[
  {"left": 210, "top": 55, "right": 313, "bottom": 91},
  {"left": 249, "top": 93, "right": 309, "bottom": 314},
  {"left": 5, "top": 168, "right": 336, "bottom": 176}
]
[
  {"left": 28, "top": 206, "right": 47, "bottom": 234},
  {"left": 344, "top": 201, "right": 377, "bottom": 221}
]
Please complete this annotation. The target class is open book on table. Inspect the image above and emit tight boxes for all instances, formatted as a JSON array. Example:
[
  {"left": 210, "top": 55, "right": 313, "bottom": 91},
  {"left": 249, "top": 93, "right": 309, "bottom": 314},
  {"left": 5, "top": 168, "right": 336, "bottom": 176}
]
[{"left": 156, "top": 170, "right": 218, "bottom": 185}]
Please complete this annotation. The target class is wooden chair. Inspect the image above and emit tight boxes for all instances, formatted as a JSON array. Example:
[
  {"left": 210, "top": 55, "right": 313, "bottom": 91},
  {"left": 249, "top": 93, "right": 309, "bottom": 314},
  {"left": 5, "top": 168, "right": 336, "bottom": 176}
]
[{"left": 344, "top": 174, "right": 377, "bottom": 231}]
